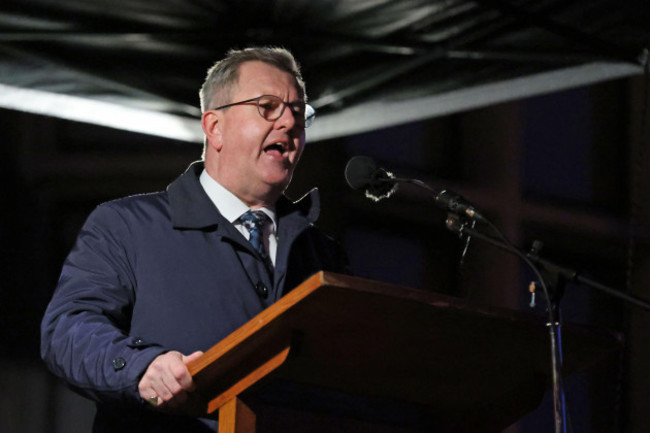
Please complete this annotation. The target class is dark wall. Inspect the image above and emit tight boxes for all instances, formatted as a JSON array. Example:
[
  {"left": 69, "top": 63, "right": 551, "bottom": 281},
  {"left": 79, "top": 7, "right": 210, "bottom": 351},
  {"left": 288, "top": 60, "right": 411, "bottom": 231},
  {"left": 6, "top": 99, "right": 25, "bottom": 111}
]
[{"left": 0, "top": 74, "right": 647, "bottom": 432}]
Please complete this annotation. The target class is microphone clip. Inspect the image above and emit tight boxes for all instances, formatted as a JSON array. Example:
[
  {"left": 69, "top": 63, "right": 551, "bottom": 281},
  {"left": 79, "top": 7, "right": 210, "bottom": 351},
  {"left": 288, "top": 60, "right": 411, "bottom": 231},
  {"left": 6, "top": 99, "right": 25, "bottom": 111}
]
[{"left": 445, "top": 212, "right": 475, "bottom": 267}]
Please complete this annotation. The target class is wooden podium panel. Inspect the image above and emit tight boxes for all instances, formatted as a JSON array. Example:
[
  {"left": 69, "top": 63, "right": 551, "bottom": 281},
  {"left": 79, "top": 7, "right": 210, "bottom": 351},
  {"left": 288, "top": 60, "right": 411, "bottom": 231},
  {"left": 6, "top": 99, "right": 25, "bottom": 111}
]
[{"left": 187, "top": 272, "right": 621, "bottom": 432}]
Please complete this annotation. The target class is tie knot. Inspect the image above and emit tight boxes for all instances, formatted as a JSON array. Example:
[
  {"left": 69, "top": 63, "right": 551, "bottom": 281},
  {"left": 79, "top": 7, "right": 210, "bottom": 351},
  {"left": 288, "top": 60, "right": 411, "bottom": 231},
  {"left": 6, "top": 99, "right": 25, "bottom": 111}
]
[
  {"left": 239, "top": 210, "right": 270, "bottom": 230},
  {"left": 239, "top": 210, "right": 271, "bottom": 258}
]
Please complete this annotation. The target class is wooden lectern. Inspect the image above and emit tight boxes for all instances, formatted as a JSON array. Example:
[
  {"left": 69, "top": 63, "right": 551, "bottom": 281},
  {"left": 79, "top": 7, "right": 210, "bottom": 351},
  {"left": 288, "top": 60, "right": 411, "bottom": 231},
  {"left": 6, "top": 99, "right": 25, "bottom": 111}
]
[{"left": 186, "top": 272, "right": 621, "bottom": 432}]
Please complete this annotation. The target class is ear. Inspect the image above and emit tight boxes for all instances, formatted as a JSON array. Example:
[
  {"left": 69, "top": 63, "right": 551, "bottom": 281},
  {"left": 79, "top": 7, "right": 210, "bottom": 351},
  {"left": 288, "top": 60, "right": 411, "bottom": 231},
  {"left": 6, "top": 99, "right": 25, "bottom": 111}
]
[{"left": 201, "top": 110, "right": 224, "bottom": 151}]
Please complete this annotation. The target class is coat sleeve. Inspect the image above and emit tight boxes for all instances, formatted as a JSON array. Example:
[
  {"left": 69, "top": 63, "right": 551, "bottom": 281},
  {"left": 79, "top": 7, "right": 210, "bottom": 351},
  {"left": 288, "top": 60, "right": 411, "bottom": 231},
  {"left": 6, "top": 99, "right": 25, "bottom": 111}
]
[{"left": 40, "top": 203, "right": 168, "bottom": 405}]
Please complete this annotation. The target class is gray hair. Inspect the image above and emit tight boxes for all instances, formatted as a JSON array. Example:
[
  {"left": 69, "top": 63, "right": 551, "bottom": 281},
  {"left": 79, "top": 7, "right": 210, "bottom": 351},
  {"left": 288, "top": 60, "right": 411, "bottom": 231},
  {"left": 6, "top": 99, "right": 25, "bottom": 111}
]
[{"left": 199, "top": 47, "right": 306, "bottom": 113}]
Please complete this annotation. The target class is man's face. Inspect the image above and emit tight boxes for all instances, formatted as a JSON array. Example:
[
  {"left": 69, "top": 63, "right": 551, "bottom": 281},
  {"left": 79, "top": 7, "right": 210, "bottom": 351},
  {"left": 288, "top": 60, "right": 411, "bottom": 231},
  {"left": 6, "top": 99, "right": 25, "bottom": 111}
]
[{"left": 206, "top": 61, "right": 306, "bottom": 207}]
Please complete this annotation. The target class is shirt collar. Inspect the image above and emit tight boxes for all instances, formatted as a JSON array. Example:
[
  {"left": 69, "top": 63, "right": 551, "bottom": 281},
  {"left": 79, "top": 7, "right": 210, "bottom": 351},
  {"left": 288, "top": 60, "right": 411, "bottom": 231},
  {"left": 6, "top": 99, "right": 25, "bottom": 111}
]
[
  {"left": 199, "top": 169, "right": 277, "bottom": 229},
  {"left": 167, "top": 161, "right": 317, "bottom": 230}
]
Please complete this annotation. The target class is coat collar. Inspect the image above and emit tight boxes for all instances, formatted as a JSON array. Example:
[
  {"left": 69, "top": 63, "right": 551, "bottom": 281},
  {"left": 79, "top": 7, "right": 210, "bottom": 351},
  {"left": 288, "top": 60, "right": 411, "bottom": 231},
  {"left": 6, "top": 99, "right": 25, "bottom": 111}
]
[{"left": 167, "top": 160, "right": 320, "bottom": 230}]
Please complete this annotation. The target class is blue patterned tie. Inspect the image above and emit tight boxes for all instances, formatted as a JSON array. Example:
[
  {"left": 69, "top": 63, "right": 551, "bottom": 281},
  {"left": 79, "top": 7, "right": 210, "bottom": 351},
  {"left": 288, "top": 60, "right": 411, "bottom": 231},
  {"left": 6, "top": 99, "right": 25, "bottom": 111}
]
[{"left": 239, "top": 210, "right": 270, "bottom": 258}]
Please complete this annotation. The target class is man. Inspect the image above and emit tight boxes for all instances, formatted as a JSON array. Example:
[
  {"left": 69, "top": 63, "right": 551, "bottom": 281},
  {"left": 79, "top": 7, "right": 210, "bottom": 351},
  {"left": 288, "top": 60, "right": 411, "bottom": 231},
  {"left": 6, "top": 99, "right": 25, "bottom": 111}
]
[{"left": 41, "top": 47, "right": 349, "bottom": 432}]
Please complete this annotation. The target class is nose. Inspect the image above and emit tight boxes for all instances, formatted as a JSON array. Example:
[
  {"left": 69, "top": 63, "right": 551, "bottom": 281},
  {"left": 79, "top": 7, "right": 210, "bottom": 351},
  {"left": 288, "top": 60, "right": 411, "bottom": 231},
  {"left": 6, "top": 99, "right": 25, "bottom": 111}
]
[{"left": 274, "top": 103, "right": 297, "bottom": 131}]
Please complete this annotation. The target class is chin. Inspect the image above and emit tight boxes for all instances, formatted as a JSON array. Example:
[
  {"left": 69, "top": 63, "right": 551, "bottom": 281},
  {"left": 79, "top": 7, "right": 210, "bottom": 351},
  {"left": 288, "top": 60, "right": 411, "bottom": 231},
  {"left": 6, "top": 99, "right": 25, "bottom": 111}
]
[
  {"left": 263, "top": 176, "right": 291, "bottom": 194},
  {"left": 269, "top": 177, "right": 291, "bottom": 189},
  {"left": 262, "top": 168, "right": 293, "bottom": 185}
]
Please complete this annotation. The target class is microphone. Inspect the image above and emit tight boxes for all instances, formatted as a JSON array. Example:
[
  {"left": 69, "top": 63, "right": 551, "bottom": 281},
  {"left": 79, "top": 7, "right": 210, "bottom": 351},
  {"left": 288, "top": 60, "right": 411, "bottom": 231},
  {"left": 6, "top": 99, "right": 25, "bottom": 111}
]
[
  {"left": 344, "top": 155, "right": 484, "bottom": 221},
  {"left": 344, "top": 156, "right": 398, "bottom": 202}
]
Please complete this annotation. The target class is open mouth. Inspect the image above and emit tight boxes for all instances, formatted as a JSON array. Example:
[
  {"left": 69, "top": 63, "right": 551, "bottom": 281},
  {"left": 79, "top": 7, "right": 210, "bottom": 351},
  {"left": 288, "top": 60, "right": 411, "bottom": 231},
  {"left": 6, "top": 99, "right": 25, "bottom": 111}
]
[
  {"left": 263, "top": 142, "right": 288, "bottom": 159},
  {"left": 264, "top": 142, "right": 285, "bottom": 153}
]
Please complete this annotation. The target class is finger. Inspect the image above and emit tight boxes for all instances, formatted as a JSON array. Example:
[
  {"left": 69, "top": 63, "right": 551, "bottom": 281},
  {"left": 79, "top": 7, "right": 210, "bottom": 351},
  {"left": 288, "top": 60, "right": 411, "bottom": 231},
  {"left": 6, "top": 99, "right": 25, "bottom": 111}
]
[
  {"left": 182, "top": 351, "right": 204, "bottom": 364},
  {"left": 164, "top": 389, "right": 189, "bottom": 410},
  {"left": 163, "top": 364, "right": 187, "bottom": 394},
  {"left": 145, "top": 376, "right": 182, "bottom": 409},
  {"left": 139, "top": 369, "right": 163, "bottom": 403},
  {"left": 178, "top": 351, "right": 203, "bottom": 392},
  {"left": 140, "top": 378, "right": 164, "bottom": 408},
  {"left": 140, "top": 352, "right": 183, "bottom": 402},
  {"left": 149, "top": 379, "right": 172, "bottom": 403},
  {"left": 168, "top": 359, "right": 195, "bottom": 392},
  {"left": 138, "top": 351, "right": 202, "bottom": 406}
]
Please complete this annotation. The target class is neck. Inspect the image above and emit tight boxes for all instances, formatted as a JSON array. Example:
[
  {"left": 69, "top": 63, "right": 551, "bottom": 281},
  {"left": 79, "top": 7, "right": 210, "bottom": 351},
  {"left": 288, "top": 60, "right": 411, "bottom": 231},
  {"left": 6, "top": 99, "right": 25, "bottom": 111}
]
[{"left": 204, "top": 165, "right": 281, "bottom": 209}]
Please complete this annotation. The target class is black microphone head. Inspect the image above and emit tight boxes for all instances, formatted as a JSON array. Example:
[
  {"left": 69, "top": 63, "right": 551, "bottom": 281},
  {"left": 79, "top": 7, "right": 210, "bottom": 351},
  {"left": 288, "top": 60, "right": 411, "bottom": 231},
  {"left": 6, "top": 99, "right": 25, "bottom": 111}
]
[
  {"left": 344, "top": 156, "right": 377, "bottom": 190},
  {"left": 344, "top": 155, "right": 398, "bottom": 202}
]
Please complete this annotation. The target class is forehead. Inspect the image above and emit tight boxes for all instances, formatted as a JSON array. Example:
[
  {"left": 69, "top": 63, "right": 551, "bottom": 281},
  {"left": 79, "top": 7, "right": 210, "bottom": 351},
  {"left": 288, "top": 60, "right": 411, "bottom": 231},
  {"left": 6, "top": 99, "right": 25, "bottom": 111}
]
[{"left": 234, "top": 61, "right": 300, "bottom": 99}]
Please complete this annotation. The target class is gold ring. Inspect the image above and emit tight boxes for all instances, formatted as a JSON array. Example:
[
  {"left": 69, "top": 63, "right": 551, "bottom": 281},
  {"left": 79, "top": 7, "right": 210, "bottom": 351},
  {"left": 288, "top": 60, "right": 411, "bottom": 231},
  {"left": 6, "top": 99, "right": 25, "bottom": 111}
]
[{"left": 147, "top": 396, "right": 159, "bottom": 407}]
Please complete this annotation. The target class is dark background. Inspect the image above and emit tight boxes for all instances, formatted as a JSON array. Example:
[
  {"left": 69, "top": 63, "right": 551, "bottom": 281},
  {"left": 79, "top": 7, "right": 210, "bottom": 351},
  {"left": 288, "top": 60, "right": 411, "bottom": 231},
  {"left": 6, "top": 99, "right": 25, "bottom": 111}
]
[
  {"left": 1, "top": 76, "right": 649, "bottom": 432},
  {"left": 1, "top": 1, "right": 650, "bottom": 432}
]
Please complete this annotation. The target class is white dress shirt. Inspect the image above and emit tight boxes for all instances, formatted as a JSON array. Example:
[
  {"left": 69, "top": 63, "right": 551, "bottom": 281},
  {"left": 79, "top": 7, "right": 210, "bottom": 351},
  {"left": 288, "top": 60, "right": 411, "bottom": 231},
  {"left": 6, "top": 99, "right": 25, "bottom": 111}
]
[{"left": 199, "top": 169, "right": 277, "bottom": 265}]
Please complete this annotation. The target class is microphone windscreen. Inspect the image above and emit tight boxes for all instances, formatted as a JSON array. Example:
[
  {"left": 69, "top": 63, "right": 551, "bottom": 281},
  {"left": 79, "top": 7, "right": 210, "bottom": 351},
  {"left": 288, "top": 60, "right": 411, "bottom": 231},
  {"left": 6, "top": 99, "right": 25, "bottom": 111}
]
[{"left": 344, "top": 156, "right": 377, "bottom": 190}]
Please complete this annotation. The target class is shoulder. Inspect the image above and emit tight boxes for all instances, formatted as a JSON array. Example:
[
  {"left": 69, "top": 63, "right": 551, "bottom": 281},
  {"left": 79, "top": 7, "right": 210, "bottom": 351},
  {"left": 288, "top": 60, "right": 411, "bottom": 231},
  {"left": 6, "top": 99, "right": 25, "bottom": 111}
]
[
  {"left": 99, "top": 191, "right": 169, "bottom": 217},
  {"left": 83, "top": 191, "right": 170, "bottom": 235}
]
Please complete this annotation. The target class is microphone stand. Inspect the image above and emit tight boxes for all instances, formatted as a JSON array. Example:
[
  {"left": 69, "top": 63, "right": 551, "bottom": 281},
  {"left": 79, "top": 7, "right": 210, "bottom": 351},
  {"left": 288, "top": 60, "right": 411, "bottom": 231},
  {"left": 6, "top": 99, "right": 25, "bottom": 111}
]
[
  {"left": 445, "top": 214, "right": 568, "bottom": 433},
  {"left": 524, "top": 240, "right": 650, "bottom": 432},
  {"left": 446, "top": 214, "right": 650, "bottom": 433}
]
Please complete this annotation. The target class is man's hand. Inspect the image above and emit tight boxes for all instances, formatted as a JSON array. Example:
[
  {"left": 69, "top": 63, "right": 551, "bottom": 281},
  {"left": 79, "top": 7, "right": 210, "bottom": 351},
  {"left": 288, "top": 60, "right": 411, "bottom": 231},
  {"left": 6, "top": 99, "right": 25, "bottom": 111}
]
[{"left": 138, "top": 350, "right": 203, "bottom": 411}]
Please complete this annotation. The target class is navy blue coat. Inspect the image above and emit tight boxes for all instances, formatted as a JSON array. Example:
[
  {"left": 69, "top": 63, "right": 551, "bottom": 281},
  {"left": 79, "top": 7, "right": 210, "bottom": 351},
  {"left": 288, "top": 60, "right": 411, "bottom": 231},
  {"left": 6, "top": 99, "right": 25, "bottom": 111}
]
[{"left": 40, "top": 161, "right": 348, "bottom": 432}]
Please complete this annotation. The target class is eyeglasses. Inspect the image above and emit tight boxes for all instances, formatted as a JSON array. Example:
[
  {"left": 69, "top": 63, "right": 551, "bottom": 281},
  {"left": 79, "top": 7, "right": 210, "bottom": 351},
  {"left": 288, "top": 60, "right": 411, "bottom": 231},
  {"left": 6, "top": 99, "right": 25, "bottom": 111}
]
[{"left": 211, "top": 94, "right": 316, "bottom": 128}]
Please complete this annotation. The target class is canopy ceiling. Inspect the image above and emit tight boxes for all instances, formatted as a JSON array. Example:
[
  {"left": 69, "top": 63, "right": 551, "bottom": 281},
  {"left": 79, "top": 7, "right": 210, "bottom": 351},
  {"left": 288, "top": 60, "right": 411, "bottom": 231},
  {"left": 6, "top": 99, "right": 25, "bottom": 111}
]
[{"left": 1, "top": 0, "right": 648, "bottom": 142}]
